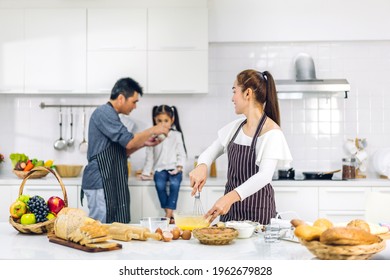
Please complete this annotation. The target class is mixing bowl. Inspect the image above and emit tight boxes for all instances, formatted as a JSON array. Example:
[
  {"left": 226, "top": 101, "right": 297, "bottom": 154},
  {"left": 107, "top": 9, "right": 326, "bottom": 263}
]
[
  {"left": 140, "top": 217, "right": 169, "bottom": 232},
  {"left": 174, "top": 212, "right": 210, "bottom": 231},
  {"left": 225, "top": 221, "right": 259, "bottom": 238}
]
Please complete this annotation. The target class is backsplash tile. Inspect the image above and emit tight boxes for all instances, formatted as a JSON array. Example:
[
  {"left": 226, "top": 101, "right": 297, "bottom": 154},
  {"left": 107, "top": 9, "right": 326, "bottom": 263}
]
[{"left": 1, "top": 40, "right": 390, "bottom": 177}]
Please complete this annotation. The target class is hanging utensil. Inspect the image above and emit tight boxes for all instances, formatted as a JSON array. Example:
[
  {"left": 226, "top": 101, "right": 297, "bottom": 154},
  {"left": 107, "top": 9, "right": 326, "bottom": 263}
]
[
  {"left": 79, "top": 107, "right": 88, "bottom": 153},
  {"left": 53, "top": 108, "right": 67, "bottom": 150},
  {"left": 67, "top": 108, "right": 75, "bottom": 147}
]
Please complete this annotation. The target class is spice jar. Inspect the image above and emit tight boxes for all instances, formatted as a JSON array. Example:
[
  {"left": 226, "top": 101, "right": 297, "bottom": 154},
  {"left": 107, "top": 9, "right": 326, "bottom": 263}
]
[
  {"left": 210, "top": 161, "right": 217, "bottom": 177},
  {"left": 342, "top": 158, "right": 356, "bottom": 180}
]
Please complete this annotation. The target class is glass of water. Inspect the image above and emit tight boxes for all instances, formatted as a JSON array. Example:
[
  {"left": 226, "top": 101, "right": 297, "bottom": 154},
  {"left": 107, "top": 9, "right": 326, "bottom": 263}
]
[{"left": 264, "top": 224, "right": 281, "bottom": 243}]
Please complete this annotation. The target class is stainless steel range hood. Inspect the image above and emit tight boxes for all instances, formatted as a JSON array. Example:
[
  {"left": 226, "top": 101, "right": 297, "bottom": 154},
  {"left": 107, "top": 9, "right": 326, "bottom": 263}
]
[{"left": 275, "top": 53, "right": 350, "bottom": 99}]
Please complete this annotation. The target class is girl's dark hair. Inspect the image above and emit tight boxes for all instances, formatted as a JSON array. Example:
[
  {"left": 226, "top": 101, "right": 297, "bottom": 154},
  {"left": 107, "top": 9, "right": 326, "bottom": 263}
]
[
  {"left": 236, "top": 69, "right": 280, "bottom": 126},
  {"left": 152, "top": 105, "right": 187, "bottom": 154},
  {"left": 110, "top": 77, "right": 143, "bottom": 100}
]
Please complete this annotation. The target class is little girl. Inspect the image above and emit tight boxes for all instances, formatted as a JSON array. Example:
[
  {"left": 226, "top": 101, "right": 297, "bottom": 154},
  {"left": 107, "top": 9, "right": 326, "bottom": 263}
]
[{"left": 141, "top": 105, "right": 187, "bottom": 223}]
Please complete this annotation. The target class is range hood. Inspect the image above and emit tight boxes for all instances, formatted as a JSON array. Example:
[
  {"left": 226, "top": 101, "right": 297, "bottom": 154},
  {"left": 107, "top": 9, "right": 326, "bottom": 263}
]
[{"left": 275, "top": 53, "right": 350, "bottom": 99}]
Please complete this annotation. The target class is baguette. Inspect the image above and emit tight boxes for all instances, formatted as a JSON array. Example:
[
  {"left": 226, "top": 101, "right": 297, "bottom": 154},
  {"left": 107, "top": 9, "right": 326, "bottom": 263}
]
[{"left": 320, "top": 227, "right": 381, "bottom": 245}]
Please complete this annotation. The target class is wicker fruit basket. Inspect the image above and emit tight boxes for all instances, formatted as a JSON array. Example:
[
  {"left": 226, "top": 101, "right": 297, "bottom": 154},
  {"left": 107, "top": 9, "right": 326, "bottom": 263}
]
[
  {"left": 300, "top": 238, "right": 386, "bottom": 260},
  {"left": 192, "top": 227, "right": 238, "bottom": 245},
  {"left": 9, "top": 166, "right": 68, "bottom": 234},
  {"left": 13, "top": 169, "right": 49, "bottom": 179}
]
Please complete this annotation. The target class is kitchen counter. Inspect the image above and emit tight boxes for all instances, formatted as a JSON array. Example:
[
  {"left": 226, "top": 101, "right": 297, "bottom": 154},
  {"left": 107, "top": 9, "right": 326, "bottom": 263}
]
[
  {"left": 1, "top": 223, "right": 389, "bottom": 260},
  {"left": 1, "top": 173, "right": 390, "bottom": 188}
]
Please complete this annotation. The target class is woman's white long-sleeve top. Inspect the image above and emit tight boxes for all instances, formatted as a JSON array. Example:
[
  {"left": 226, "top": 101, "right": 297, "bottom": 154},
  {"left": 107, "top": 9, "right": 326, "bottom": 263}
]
[{"left": 197, "top": 118, "right": 292, "bottom": 200}]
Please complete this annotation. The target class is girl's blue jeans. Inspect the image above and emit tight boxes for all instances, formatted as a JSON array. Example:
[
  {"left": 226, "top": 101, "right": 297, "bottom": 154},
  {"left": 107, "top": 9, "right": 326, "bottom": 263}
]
[{"left": 153, "top": 170, "right": 182, "bottom": 210}]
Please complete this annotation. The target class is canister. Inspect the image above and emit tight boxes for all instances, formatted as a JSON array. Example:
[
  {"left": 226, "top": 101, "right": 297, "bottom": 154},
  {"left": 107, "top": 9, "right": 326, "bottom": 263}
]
[{"left": 342, "top": 158, "right": 356, "bottom": 180}]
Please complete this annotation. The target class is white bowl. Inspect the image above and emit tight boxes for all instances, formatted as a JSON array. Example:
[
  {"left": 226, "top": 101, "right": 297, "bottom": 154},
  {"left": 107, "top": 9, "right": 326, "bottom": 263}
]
[
  {"left": 225, "top": 221, "right": 258, "bottom": 239},
  {"left": 140, "top": 217, "right": 169, "bottom": 232}
]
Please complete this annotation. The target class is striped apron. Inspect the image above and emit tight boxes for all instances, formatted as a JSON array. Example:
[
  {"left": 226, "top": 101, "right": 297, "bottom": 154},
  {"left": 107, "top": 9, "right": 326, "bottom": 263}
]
[
  {"left": 95, "top": 142, "right": 130, "bottom": 223},
  {"left": 220, "top": 114, "right": 276, "bottom": 224}
]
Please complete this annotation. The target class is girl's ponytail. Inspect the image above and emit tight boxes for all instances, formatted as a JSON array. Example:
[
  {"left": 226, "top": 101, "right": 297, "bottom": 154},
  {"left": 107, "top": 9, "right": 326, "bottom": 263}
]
[{"left": 171, "top": 106, "right": 187, "bottom": 155}]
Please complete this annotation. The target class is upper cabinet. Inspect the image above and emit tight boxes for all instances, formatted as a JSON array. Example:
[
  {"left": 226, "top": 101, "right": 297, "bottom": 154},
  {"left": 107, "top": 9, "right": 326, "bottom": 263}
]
[
  {"left": 147, "top": 8, "right": 208, "bottom": 94},
  {"left": 0, "top": 5, "right": 208, "bottom": 95},
  {"left": 24, "top": 9, "right": 86, "bottom": 93},
  {"left": 87, "top": 8, "right": 147, "bottom": 94},
  {"left": 87, "top": 8, "right": 147, "bottom": 51},
  {"left": 0, "top": 9, "right": 24, "bottom": 93},
  {"left": 148, "top": 8, "right": 208, "bottom": 50}
]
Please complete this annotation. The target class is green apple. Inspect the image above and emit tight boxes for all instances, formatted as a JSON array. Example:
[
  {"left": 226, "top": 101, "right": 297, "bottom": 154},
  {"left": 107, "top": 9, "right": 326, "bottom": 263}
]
[
  {"left": 17, "top": 194, "right": 30, "bottom": 204},
  {"left": 10, "top": 201, "right": 28, "bottom": 219},
  {"left": 46, "top": 212, "right": 56, "bottom": 220},
  {"left": 21, "top": 213, "right": 36, "bottom": 225}
]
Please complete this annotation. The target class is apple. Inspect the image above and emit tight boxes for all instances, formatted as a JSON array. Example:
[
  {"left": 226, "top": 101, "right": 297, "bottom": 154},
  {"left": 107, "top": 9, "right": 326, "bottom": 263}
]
[
  {"left": 10, "top": 201, "right": 27, "bottom": 219},
  {"left": 46, "top": 212, "right": 56, "bottom": 220},
  {"left": 47, "top": 196, "right": 65, "bottom": 214},
  {"left": 21, "top": 213, "right": 36, "bottom": 225},
  {"left": 17, "top": 194, "right": 30, "bottom": 204}
]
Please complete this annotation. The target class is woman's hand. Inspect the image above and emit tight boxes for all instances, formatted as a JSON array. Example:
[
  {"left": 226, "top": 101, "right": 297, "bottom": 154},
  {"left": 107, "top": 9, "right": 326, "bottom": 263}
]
[
  {"left": 204, "top": 191, "right": 241, "bottom": 223},
  {"left": 189, "top": 164, "right": 208, "bottom": 196}
]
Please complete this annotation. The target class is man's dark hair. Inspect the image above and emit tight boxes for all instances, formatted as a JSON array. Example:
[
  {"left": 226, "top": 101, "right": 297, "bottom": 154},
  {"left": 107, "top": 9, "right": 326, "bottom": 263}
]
[{"left": 110, "top": 77, "right": 143, "bottom": 100}]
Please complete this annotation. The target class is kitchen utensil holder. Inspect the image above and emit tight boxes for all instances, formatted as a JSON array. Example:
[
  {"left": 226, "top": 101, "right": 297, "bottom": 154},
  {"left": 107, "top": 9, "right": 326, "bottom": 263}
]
[{"left": 9, "top": 166, "right": 68, "bottom": 234}]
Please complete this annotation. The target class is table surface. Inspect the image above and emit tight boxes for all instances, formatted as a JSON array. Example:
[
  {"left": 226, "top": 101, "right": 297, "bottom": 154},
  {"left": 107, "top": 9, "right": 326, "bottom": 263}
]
[{"left": 1, "top": 223, "right": 389, "bottom": 260}]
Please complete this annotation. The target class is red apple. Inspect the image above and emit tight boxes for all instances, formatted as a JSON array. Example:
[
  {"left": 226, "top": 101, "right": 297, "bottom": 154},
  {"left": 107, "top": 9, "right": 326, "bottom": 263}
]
[{"left": 47, "top": 196, "right": 65, "bottom": 214}]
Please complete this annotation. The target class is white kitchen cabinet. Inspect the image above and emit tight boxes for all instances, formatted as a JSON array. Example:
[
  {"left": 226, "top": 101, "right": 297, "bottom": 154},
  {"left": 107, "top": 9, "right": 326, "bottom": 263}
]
[
  {"left": 87, "top": 51, "right": 147, "bottom": 94},
  {"left": 0, "top": 184, "right": 13, "bottom": 222},
  {"left": 86, "top": 8, "right": 148, "bottom": 94},
  {"left": 24, "top": 9, "right": 86, "bottom": 93},
  {"left": 147, "top": 7, "right": 208, "bottom": 94},
  {"left": 318, "top": 187, "right": 371, "bottom": 223},
  {"left": 274, "top": 186, "right": 318, "bottom": 222},
  {"left": 141, "top": 186, "right": 165, "bottom": 218},
  {"left": 87, "top": 8, "right": 147, "bottom": 51},
  {"left": 0, "top": 9, "right": 24, "bottom": 93},
  {"left": 129, "top": 186, "right": 143, "bottom": 223},
  {"left": 148, "top": 8, "right": 208, "bottom": 50},
  {"left": 147, "top": 51, "right": 208, "bottom": 94},
  {"left": 176, "top": 185, "right": 196, "bottom": 214}
]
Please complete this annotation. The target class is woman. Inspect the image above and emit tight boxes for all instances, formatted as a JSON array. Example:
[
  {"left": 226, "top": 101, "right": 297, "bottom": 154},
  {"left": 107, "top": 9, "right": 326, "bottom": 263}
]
[{"left": 189, "top": 69, "right": 292, "bottom": 224}]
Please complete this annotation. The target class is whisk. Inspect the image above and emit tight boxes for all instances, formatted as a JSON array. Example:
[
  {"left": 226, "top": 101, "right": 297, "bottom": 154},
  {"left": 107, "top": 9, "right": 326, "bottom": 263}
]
[{"left": 193, "top": 191, "right": 205, "bottom": 216}]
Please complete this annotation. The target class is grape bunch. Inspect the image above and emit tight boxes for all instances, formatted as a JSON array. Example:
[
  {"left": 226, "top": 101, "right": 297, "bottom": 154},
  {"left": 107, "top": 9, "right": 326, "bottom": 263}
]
[{"left": 27, "top": 195, "right": 50, "bottom": 223}]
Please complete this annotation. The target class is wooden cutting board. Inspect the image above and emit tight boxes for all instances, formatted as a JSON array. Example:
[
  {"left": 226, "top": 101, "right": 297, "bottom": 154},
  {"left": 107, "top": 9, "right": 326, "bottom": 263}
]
[{"left": 48, "top": 235, "right": 122, "bottom": 253}]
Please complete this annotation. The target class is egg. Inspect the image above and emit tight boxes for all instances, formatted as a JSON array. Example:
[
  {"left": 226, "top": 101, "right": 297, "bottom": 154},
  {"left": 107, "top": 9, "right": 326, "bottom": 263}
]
[
  {"left": 171, "top": 228, "right": 181, "bottom": 240},
  {"left": 181, "top": 230, "right": 192, "bottom": 240}
]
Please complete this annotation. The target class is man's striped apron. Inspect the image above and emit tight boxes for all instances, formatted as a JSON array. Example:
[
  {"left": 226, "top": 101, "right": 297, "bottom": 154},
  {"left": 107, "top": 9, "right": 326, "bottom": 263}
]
[
  {"left": 220, "top": 114, "right": 276, "bottom": 224},
  {"left": 95, "top": 142, "right": 130, "bottom": 223}
]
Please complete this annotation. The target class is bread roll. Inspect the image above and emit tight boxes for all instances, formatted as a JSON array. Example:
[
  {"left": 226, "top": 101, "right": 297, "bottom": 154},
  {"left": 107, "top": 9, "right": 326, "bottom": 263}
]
[
  {"left": 290, "top": 219, "right": 306, "bottom": 228},
  {"left": 347, "top": 219, "right": 370, "bottom": 233},
  {"left": 320, "top": 227, "right": 381, "bottom": 245},
  {"left": 313, "top": 218, "right": 333, "bottom": 231},
  {"left": 294, "top": 224, "right": 323, "bottom": 241}
]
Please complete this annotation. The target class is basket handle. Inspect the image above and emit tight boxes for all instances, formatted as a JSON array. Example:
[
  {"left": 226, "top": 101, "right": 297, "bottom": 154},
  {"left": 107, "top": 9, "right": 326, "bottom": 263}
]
[{"left": 18, "top": 166, "right": 68, "bottom": 207}]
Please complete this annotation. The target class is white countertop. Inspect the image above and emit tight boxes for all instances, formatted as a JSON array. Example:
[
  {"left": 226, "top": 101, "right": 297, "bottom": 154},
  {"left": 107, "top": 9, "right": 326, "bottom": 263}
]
[
  {"left": 1, "top": 223, "right": 389, "bottom": 260},
  {"left": 1, "top": 173, "right": 390, "bottom": 188}
]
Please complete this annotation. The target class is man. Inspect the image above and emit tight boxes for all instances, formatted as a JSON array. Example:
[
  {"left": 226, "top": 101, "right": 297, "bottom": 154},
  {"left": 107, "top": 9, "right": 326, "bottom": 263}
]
[{"left": 81, "top": 77, "right": 169, "bottom": 223}]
